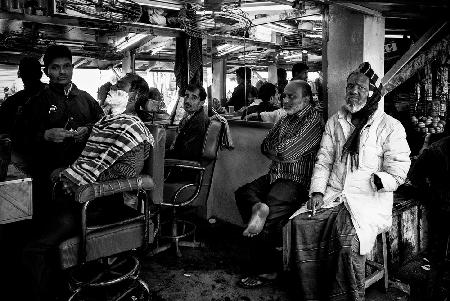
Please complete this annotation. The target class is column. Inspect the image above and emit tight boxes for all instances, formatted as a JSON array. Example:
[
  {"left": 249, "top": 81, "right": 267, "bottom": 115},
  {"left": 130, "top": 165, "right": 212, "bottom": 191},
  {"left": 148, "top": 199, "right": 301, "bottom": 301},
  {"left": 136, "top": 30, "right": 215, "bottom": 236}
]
[
  {"left": 324, "top": 4, "right": 385, "bottom": 117},
  {"left": 268, "top": 64, "right": 277, "bottom": 85},
  {"left": 212, "top": 58, "right": 226, "bottom": 103}
]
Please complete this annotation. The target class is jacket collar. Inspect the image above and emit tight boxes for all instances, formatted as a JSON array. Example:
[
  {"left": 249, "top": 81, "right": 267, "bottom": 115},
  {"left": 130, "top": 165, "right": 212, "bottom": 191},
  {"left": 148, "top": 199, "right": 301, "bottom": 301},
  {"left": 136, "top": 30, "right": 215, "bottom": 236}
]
[{"left": 49, "top": 82, "right": 80, "bottom": 97}]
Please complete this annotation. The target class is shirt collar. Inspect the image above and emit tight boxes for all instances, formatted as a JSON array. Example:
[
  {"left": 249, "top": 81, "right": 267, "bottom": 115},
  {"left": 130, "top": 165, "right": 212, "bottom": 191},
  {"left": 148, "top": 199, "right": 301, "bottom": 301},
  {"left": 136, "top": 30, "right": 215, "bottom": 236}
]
[
  {"left": 49, "top": 82, "right": 80, "bottom": 96},
  {"left": 291, "top": 103, "right": 313, "bottom": 120}
]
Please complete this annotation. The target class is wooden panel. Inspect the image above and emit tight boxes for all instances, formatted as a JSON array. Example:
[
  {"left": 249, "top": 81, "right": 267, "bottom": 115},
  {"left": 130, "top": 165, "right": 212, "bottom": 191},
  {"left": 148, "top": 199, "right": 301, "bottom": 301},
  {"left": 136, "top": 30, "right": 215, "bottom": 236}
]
[
  {"left": 400, "top": 205, "right": 419, "bottom": 262},
  {"left": 418, "top": 204, "right": 429, "bottom": 252},
  {"left": 389, "top": 212, "right": 400, "bottom": 269},
  {"left": 0, "top": 164, "right": 32, "bottom": 224}
]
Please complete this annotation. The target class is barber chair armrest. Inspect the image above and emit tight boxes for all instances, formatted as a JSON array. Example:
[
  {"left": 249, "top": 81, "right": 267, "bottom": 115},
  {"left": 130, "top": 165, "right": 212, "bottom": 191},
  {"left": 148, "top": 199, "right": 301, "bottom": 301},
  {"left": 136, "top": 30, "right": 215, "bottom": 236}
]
[
  {"left": 164, "top": 159, "right": 202, "bottom": 169},
  {"left": 74, "top": 176, "right": 154, "bottom": 204}
]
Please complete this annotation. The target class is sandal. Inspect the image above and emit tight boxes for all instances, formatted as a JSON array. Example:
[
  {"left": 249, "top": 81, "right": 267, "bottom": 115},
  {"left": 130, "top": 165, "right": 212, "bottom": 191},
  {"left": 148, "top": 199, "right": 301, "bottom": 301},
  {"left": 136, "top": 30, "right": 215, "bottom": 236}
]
[{"left": 237, "top": 276, "right": 272, "bottom": 289}]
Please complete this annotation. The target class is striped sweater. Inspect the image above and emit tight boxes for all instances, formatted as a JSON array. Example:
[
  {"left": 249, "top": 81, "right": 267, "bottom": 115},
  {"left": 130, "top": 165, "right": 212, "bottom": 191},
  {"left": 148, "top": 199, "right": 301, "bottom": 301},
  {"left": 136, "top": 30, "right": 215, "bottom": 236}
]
[
  {"left": 262, "top": 104, "right": 323, "bottom": 187},
  {"left": 62, "top": 114, "right": 153, "bottom": 185}
]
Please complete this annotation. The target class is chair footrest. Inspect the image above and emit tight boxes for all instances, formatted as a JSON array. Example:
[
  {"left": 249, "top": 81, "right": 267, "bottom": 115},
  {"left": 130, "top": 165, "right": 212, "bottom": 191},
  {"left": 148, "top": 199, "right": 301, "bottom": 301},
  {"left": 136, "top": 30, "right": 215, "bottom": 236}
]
[
  {"left": 160, "top": 220, "right": 196, "bottom": 240},
  {"left": 69, "top": 255, "right": 140, "bottom": 289}
]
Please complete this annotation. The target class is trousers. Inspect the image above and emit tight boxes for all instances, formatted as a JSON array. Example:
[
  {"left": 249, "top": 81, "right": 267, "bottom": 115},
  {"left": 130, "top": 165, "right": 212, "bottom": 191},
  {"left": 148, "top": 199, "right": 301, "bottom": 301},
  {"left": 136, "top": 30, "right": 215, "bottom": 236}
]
[{"left": 235, "top": 174, "right": 308, "bottom": 274}]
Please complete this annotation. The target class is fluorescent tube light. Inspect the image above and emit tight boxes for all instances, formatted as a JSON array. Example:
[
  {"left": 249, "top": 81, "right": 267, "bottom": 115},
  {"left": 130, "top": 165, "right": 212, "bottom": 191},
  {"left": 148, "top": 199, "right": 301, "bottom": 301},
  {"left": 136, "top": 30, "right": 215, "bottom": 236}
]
[{"left": 116, "top": 33, "right": 148, "bottom": 51}]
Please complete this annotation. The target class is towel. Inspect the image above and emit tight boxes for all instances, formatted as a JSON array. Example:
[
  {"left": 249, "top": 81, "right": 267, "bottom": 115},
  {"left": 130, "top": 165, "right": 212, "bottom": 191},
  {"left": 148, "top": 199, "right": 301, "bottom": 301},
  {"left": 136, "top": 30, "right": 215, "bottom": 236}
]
[
  {"left": 62, "top": 114, "right": 154, "bottom": 185},
  {"left": 210, "top": 110, "right": 234, "bottom": 150}
]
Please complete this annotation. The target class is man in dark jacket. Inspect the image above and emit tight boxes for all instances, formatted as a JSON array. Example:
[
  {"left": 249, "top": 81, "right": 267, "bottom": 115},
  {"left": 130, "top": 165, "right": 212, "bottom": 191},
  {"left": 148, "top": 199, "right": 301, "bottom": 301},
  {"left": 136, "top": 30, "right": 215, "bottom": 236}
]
[
  {"left": 0, "top": 57, "right": 46, "bottom": 150},
  {"left": 227, "top": 67, "right": 258, "bottom": 111},
  {"left": 409, "top": 135, "right": 450, "bottom": 300},
  {"left": 167, "top": 83, "right": 209, "bottom": 161},
  {"left": 25, "top": 45, "right": 104, "bottom": 218},
  {"left": 22, "top": 45, "right": 104, "bottom": 301},
  {"left": 25, "top": 45, "right": 104, "bottom": 180}
]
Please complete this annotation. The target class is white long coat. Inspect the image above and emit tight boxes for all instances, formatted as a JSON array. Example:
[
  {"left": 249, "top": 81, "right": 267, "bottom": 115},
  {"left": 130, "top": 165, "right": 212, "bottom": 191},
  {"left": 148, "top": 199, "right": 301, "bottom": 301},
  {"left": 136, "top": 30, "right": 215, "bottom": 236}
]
[{"left": 308, "top": 107, "right": 411, "bottom": 255}]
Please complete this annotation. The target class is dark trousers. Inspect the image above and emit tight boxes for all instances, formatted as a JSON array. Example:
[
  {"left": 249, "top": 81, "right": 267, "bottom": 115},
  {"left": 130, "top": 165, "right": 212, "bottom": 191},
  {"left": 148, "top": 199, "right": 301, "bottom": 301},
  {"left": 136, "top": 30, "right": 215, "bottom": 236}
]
[
  {"left": 23, "top": 201, "right": 79, "bottom": 301},
  {"left": 424, "top": 207, "right": 450, "bottom": 301},
  {"left": 235, "top": 175, "right": 308, "bottom": 274}
]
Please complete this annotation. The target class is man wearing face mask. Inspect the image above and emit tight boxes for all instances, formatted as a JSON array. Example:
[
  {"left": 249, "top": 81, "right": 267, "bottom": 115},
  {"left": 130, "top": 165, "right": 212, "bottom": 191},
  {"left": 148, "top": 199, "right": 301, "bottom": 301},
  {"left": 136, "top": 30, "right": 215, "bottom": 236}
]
[
  {"left": 290, "top": 63, "right": 411, "bottom": 300},
  {"left": 24, "top": 45, "right": 104, "bottom": 217},
  {"left": 166, "top": 83, "right": 209, "bottom": 161},
  {"left": 235, "top": 80, "right": 323, "bottom": 288}
]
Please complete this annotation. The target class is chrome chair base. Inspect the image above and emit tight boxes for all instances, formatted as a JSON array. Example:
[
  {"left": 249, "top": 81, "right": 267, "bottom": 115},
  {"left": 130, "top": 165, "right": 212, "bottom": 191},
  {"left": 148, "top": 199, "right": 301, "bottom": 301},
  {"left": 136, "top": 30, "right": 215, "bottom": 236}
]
[
  {"left": 150, "top": 219, "right": 204, "bottom": 257},
  {"left": 67, "top": 255, "right": 150, "bottom": 300}
]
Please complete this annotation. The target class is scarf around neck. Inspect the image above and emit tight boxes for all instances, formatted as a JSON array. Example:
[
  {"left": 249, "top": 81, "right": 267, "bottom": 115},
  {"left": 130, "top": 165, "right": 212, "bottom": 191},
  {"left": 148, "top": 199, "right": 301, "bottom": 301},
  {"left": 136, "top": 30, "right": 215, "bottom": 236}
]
[{"left": 341, "top": 84, "right": 383, "bottom": 171}]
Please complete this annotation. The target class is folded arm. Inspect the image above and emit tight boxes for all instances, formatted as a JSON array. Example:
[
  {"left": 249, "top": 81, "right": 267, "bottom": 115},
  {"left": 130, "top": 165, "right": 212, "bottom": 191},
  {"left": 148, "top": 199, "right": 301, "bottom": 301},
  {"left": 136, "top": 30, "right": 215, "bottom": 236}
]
[{"left": 374, "top": 121, "right": 411, "bottom": 192}]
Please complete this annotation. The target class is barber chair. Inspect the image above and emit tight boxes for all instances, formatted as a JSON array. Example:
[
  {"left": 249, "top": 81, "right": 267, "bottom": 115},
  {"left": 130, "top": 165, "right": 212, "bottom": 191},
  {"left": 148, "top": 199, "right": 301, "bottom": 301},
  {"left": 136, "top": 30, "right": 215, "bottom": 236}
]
[
  {"left": 57, "top": 124, "right": 166, "bottom": 300},
  {"left": 152, "top": 119, "right": 224, "bottom": 257}
]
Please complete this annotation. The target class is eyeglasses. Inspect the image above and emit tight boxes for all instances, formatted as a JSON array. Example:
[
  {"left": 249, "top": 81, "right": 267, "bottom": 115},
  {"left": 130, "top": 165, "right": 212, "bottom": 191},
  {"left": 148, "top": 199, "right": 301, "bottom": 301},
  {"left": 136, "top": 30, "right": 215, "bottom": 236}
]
[{"left": 346, "top": 83, "right": 368, "bottom": 92}]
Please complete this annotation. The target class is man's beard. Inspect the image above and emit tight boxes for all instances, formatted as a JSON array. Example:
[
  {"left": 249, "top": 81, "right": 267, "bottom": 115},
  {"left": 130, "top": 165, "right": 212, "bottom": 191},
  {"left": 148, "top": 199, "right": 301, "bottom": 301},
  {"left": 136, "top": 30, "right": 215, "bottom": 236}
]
[{"left": 345, "top": 98, "right": 366, "bottom": 113}]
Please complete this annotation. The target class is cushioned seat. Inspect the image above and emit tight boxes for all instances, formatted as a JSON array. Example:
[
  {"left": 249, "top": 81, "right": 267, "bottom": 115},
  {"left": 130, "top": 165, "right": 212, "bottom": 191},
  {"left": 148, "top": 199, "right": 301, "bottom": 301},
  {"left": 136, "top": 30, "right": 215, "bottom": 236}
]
[{"left": 59, "top": 219, "right": 150, "bottom": 269}]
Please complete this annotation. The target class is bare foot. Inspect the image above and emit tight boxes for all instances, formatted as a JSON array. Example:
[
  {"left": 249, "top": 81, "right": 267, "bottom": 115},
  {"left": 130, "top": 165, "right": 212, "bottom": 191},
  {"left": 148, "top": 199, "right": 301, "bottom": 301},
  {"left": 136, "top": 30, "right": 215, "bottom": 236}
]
[{"left": 243, "top": 203, "right": 269, "bottom": 237}]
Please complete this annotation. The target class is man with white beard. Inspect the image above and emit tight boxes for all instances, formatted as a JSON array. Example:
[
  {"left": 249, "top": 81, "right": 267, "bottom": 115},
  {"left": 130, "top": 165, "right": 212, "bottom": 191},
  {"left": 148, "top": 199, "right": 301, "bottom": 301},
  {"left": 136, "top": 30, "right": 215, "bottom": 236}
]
[{"left": 289, "top": 62, "right": 411, "bottom": 300}]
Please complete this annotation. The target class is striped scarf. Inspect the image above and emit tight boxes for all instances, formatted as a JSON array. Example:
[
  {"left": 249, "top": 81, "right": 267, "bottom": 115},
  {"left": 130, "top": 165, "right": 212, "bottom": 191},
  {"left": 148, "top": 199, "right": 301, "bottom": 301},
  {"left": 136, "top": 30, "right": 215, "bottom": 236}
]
[
  {"left": 62, "top": 114, "right": 154, "bottom": 185},
  {"left": 342, "top": 62, "right": 382, "bottom": 171}
]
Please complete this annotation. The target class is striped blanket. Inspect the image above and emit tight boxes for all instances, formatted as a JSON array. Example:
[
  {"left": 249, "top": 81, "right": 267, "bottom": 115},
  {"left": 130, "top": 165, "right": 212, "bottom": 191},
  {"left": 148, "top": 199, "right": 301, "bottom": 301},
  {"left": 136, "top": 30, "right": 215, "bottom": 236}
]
[
  {"left": 62, "top": 114, "right": 154, "bottom": 185},
  {"left": 291, "top": 204, "right": 366, "bottom": 300}
]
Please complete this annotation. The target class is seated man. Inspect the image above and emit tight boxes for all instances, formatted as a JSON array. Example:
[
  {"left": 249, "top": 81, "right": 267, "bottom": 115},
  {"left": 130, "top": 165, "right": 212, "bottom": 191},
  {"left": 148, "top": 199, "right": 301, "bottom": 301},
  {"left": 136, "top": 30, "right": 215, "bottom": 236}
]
[
  {"left": 235, "top": 80, "right": 324, "bottom": 287},
  {"left": 166, "top": 83, "right": 209, "bottom": 162},
  {"left": 23, "top": 113, "right": 154, "bottom": 301},
  {"left": 292, "top": 63, "right": 411, "bottom": 300},
  {"left": 409, "top": 135, "right": 450, "bottom": 300},
  {"left": 241, "top": 82, "right": 280, "bottom": 121}
]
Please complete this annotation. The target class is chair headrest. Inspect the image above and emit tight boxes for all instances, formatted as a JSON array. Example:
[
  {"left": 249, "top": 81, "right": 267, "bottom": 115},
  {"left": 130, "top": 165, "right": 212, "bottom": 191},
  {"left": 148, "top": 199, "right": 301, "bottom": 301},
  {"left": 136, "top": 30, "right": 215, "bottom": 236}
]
[{"left": 201, "top": 119, "right": 223, "bottom": 161}]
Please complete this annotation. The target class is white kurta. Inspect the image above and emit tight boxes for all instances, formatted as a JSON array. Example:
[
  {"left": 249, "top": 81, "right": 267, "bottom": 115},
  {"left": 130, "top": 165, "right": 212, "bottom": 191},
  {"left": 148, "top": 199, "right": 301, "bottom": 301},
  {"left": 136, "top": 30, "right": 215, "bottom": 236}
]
[{"left": 306, "top": 107, "right": 411, "bottom": 255}]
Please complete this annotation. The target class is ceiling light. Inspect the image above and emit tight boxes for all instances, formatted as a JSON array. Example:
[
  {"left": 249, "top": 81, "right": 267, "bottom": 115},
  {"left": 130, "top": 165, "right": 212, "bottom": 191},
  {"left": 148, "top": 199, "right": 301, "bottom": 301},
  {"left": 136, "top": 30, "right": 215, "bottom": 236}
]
[
  {"left": 284, "top": 53, "right": 303, "bottom": 59},
  {"left": 134, "top": 0, "right": 181, "bottom": 10},
  {"left": 385, "top": 34, "right": 411, "bottom": 39},
  {"left": 304, "top": 34, "right": 322, "bottom": 38},
  {"left": 116, "top": 33, "right": 148, "bottom": 52},
  {"left": 299, "top": 22, "right": 313, "bottom": 30},
  {"left": 217, "top": 45, "right": 244, "bottom": 56},
  {"left": 240, "top": 5, "right": 292, "bottom": 12}
]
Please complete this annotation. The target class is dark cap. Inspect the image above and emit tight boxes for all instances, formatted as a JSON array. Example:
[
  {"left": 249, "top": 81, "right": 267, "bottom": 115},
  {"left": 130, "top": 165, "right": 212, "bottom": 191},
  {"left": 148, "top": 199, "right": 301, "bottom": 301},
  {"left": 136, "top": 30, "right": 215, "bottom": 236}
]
[
  {"left": 18, "top": 57, "right": 42, "bottom": 79},
  {"left": 43, "top": 44, "right": 72, "bottom": 69}
]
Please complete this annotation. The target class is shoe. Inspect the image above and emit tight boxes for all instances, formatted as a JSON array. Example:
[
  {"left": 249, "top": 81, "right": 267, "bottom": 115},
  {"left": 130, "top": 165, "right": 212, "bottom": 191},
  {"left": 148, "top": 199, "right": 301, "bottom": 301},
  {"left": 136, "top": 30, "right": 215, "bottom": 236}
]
[{"left": 237, "top": 276, "right": 273, "bottom": 289}]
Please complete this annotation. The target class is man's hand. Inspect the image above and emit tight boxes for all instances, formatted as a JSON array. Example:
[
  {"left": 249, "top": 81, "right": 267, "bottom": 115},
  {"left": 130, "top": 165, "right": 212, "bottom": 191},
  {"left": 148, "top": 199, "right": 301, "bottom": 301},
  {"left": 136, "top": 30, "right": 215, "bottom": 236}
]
[
  {"left": 370, "top": 173, "right": 384, "bottom": 191},
  {"left": 44, "top": 128, "right": 73, "bottom": 143},
  {"left": 246, "top": 113, "right": 258, "bottom": 119},
  {"left": 73, "top": 127, "right": 89, "bottom": 142},
  {"left": 307, "top": 192, "right": 324, "bottom": 211}
]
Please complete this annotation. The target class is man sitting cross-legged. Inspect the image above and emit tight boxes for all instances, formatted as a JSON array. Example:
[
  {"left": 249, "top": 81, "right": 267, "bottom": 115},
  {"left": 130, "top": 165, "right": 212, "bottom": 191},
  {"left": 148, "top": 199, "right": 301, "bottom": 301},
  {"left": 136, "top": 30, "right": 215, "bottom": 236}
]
[{"left": 235, "top": 80, "right": 324, "bottom": 287}]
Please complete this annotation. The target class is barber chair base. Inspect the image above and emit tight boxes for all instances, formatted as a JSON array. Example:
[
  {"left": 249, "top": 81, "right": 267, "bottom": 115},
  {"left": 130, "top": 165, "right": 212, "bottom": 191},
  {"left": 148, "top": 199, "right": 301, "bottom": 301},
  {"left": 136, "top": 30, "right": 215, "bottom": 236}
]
[
  {"left": 150, "top": 220, "right": 204, "bottom": 257},
  {"left": 67, "top": 255, "right": 150, "bottom": 300},
  {"left": 68, "top": 278, "right": 150, "bottom": 301}
]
